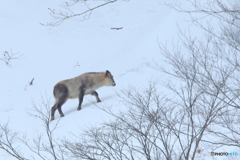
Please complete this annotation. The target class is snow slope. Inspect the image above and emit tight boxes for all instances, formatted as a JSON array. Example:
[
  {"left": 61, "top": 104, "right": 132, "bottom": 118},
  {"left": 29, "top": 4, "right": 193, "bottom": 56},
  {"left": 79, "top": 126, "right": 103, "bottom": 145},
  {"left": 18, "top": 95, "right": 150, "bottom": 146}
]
[{"left": 0, "top": 0, "right": 233, "bottom": 159}]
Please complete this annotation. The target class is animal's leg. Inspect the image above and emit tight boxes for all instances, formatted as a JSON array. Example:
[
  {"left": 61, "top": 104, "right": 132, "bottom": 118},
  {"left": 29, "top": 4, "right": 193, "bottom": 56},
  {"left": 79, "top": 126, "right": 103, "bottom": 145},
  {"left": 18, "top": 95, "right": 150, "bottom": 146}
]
[
  {"left": 77, "top": 89, "right": 85, "bottom": 111},
  {"left": 51, "top": 95, "right": 68, "bottom": 121},
  {"left": 91, "top": 91, "right": 101, "bottom": 103},
  {"left": 51, "top": 103, "right": 58, "bottom": 121},
  {"left": 56, "top": 96, "right": 68, "bottom": 118}
]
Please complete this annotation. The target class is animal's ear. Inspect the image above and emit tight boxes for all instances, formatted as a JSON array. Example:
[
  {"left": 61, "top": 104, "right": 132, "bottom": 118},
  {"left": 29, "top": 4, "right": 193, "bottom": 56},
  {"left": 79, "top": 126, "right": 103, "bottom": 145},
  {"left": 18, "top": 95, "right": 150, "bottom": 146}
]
[{"left": 106, "top": 70, "right": 111, "bottom": 76}]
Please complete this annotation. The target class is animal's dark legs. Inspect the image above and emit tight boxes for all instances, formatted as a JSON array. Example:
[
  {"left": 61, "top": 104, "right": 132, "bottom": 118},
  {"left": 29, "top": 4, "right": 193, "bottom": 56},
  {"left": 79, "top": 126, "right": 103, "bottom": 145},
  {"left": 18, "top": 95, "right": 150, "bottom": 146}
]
[
  {"left": 77, "top": 89, "right": 85, "bottom": 111},
  {"left": 56, "top": 97, "right": 67, "bottom": 118},
  {"left": 51, "top": 104, "right": 57, "bottom": 121},
  {"left": 51, "top": 83, "right": 69, "bottom": 120},
  {"left": 91, "top": 91, "right": 101, "bottom": 103},
  {"left": 51, "top": 95, "right": 68, "bottom": 120}
]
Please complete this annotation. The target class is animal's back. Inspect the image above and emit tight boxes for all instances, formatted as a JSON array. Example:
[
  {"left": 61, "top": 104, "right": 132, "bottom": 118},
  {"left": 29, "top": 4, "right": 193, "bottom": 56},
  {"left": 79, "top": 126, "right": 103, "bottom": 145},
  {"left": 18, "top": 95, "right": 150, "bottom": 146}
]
[
  {"left": 55, "top": 76, "right": 82, "bottom": 99},
  {"left": 78, "top": 72, "right": 106, "bottom": 94},
  {"left": 54, "top": 72, "right": 105, "bottom": 99}
]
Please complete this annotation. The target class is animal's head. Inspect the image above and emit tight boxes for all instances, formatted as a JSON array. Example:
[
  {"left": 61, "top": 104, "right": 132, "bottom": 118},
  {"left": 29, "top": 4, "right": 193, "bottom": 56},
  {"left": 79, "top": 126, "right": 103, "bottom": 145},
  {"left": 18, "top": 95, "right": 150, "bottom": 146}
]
[{"left": 105, "top": 70, "right": 116, "bottom": 86}]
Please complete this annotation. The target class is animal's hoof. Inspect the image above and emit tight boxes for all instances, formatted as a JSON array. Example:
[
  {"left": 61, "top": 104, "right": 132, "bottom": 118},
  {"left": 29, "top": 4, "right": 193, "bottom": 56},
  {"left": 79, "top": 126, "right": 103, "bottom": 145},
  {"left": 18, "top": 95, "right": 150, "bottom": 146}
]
[
  {"left": 51, "top": 118, "right": 54, "bottom": 121},
  {"left": 97, "top": 100, "right": 101, "bottom": 103},
  {"left": 60, "top": 115, "right": 64, "bottom": 117},
  {"left": 77, "top": 108, "right": 81, "bottom": 111}
]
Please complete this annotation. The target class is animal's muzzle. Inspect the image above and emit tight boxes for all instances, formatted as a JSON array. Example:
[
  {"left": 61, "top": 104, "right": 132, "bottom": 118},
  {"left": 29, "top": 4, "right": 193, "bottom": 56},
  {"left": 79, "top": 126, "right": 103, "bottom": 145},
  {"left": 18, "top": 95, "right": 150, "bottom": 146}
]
[{"left": 112, "top": 82, "right": 116, "bottom": 86}]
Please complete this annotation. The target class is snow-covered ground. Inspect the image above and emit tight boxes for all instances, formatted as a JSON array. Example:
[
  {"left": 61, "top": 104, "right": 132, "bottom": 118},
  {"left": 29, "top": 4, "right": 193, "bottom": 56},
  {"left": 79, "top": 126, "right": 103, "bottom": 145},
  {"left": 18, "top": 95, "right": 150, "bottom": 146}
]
[{"left": 0, "top": 0, "right": 238, "bottom": 159}]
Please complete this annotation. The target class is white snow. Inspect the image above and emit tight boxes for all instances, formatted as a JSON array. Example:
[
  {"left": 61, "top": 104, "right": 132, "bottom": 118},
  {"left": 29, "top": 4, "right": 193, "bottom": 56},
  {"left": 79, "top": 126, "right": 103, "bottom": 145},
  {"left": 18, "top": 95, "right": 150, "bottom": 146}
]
[{"left": 0, "top": 0, "right": 237, "bottom": 159}]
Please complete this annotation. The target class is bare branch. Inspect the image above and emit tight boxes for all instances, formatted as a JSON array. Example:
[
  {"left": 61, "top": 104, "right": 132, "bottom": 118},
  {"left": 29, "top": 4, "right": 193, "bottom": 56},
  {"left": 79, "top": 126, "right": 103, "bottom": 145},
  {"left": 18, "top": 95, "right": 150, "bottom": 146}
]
[
  {"left": 63, "top": 81, "right": 216, "bottom": 159},
  {"left": 22, "top": 96, "right": 62, "bottom": 160},
  {"left": 41, "top": 0, "right": 119, "bottom": 27},
  {"left": 0, "top": 122, "right": 28, "bottom": 160},
  {"left": 0, "top": 50, "right": 23, "bottom": 67}
]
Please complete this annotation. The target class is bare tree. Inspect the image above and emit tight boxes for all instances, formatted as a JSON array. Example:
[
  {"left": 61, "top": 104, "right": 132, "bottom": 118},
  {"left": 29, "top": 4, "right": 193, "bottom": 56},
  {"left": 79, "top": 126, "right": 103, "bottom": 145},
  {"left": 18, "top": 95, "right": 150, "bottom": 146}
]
[
  {"left": 19, "top": 96, "right": 63, "bottom": 160},
  {"left": 165, "top": 0, "right": 240, "bottom": 51},
  {"left": 0, "top": 122, "right": 27, "bottom": 160},
  {"left": 62, "top": 81, "right": 220, "bottom": 160},
  {"left": 160, "top": 0, "right": 240, "bottom": 154},
  {"left": 0, "top": 96, "right": 64, "bottom": 160}
]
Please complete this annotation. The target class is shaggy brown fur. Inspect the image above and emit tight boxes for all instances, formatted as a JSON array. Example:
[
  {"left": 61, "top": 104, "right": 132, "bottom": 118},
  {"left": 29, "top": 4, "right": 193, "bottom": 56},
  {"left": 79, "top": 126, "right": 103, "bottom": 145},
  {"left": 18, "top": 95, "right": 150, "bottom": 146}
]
[{"left": 51, "top": 70, "right": 116, "bottom": 120}]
